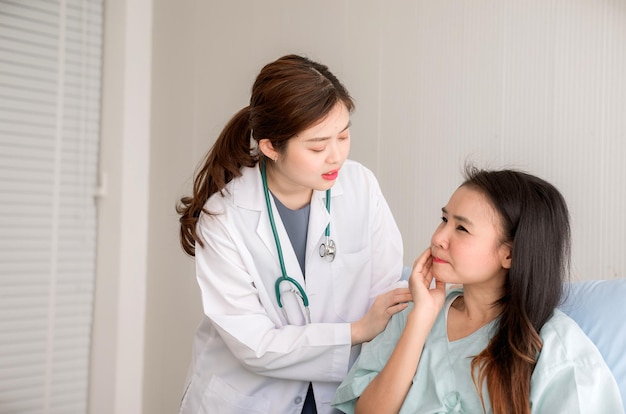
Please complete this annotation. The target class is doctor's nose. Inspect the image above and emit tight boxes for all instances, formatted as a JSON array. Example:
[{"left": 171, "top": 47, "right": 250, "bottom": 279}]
[
  {"left": 327, "top": 137, "right": 349, "bottom": 164},
  {"left": 326, "top": 142, "right": 341, "bottom": 163}
]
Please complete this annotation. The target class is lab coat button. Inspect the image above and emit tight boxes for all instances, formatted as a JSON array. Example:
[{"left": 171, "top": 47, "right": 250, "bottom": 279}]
[{"left": 294, "top": 396, "right": 303, "bottom": 404}]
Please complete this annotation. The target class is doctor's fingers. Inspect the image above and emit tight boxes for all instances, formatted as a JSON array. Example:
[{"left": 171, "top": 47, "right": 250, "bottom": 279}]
[
  {"left": 384, "top": 287, "right": 412, "bottom": 306},
  {"left": 371, "top": 289, "right": 411, "bottom": 320},
  {"left": 386, "top": 301, "right": 410, "bottom": 318},
  {"left": 370, "top": 288, "right": 409, "bottom": 313}
]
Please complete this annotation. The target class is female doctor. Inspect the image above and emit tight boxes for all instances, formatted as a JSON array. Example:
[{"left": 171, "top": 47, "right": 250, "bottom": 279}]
[{"left": 176, "top": 54, "right": 411, "bottom": 414}]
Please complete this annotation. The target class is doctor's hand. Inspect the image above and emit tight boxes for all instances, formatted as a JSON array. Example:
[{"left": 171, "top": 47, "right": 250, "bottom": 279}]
[{"left": 350, "top": 287, "right": 412, "bottom": 345}]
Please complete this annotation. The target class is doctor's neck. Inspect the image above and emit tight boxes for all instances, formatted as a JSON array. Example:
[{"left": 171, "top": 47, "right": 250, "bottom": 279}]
[{"left": 264, "top": 161, "right": 313, "bottom": 210}]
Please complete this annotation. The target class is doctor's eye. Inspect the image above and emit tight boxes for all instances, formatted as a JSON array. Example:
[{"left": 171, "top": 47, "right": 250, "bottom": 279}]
[
  {"left": 440, "top": 216, "right": 448, "bottom": 223},
  {"left": 456, "top": 225, "right": 468, "bottom": 233}
]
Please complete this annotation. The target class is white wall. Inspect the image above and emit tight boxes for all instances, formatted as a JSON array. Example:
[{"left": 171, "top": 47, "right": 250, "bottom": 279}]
[
  {"left": 90, "top": 0, "right": 155, "bottom": 413},
  {"left": 186, "top": 0, "right": 626, "bottom": 281},
  {"left": 143, "top": 0, "right": 202, "bottom": 413},
  {"left": 94, "top": 1, "right": 626, "bottom": 413}
]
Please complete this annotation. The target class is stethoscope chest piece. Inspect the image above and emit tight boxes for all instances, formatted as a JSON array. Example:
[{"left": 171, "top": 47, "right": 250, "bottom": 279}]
[{"left": 319, "top": 238, "right": 336, "bottom": 262}]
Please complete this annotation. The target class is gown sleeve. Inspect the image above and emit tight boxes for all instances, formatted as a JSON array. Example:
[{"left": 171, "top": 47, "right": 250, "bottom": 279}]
[
  {"left": 530, "top": 310, "right": 625, "bottom": 413},
  {"left": 332, "top": 305, "right": 410, "bottom": 413}
]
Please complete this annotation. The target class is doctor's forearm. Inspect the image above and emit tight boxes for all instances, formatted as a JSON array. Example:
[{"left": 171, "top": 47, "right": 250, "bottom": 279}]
[{"left": 350, "top": 320, "right": 368, "bottom": 345}]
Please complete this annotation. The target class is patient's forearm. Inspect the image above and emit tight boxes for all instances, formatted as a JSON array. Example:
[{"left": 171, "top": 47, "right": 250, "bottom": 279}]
[{"left": 355, "top": 314, "right": 430, "bottom": 414}]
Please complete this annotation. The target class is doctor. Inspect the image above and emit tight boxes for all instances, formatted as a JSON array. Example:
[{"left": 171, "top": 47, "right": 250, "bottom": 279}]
[{"left": 176, "top": 54, "right": 411, "bottom": 414}]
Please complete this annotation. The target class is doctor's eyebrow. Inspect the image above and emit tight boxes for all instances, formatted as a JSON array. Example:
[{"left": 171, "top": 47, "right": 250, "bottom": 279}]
[
  {"left": 303, "top": 121, "right": 352, "bottom": 142},
  {"left": 441, "top": 207, "right": 474, "bottom": 227}
]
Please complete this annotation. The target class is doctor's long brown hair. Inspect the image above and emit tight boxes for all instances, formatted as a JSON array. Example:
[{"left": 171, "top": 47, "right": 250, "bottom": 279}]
[
  {"left": 464, "top": 167, "right": 571, "bottom": 414},
  {"left": 176, "top": 54, "right": 354, "bottom": 256}
]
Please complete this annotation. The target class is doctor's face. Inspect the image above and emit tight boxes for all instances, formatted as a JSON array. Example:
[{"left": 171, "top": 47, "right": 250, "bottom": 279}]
[{"left": 271, "top": 102, "right": 351, "bottom": 195}]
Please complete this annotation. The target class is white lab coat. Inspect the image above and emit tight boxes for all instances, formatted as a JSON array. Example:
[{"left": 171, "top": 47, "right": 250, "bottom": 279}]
[{"left": 179, "top": 160, "right": 404, "bottom": 414}]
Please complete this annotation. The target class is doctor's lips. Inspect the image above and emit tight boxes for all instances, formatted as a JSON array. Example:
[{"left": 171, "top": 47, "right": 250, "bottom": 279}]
[
  {"left": 322, "top": 170, "right": 339, "bottom": 180},
  {"left": 433, "top": 257, "right": 448, "bottom": 264}
]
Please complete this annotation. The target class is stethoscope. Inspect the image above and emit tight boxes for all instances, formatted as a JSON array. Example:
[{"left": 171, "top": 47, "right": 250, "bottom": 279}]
[
  {"left": 319, "top": 194, "right": 336, "bottom": 261},
  {"left": 260, "top": 159, "right": 336, "bottom": 323}
]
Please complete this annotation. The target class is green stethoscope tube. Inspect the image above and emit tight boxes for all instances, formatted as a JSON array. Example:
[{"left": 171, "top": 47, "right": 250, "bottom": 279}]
[
  {"left": 319, "top": 192, "right": 335, "bottom": 261},
  {"left": 260, "top": 159, "right": 331, "bottom": 310}
]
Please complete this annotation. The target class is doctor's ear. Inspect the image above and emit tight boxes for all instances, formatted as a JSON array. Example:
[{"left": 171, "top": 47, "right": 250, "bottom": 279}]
[{"left": 258, "top": 139, "right": 279, "bottom": 162}]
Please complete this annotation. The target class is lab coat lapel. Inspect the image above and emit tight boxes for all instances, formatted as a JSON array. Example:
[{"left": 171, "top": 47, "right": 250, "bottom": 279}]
[
  {"left": 267, "top": 210, "right": 304, "bottom": 281},
  {"left": 233, "top": 166, "right": 276, "bottom": 256},
  {"left": 234, "top": 166, "right": 303, "bottom": 280},
  {"left": 306, "top": 180, "right": 344, "bottom": 260},
  {"left": 307, "top": 191, "right": 330, "bottom": 258}
]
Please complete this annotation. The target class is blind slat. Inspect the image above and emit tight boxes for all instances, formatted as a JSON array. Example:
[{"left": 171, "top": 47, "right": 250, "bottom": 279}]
[{"left": 0, "top": 0, "right": 103, "bottom": 412}]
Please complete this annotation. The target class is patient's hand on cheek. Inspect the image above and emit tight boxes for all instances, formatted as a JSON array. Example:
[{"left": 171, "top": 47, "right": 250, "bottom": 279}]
[{"left": 408, "top": 248, "right": 447, "bottom": 327}]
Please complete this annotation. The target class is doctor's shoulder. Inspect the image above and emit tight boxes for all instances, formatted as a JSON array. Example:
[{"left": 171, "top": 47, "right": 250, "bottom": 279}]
[
  {"left": 194, "top": 177, "right": 240, "bottom": 231},
  {"left": 200, "top": 188, "right": 231, "bottom": 216},
  {"left": 194, "top": 176, "right": 249, "bottom": 249},
  {"left": 201, "top": 166, "right": 254, "bottom": 212},
  {"left": 339, "top": 159, "right": 384, "bottom": 196}
]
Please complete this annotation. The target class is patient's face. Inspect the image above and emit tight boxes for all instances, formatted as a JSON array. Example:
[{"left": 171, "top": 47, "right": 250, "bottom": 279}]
[{"left": 430, "top": 186, "right": 510, "bottom": 288}]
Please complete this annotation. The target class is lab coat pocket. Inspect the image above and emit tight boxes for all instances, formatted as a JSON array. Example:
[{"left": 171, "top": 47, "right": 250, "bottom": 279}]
[
  {"left": 332, "top": 247, "right": 371, "bottom": 322},
  {"left": 201, "top": 375, "right": 271, "bottom": 414}
]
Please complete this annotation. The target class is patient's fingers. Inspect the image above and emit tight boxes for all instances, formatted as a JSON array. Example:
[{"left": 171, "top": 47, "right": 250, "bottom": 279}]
[{"left": 411, "top": 248, "right": 434, "bottom": 287}]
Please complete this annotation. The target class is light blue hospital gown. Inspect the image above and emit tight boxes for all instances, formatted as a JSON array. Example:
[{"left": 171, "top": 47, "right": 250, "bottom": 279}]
[{"left": 332, "top": 288, "right": 624, "bottom": 414}]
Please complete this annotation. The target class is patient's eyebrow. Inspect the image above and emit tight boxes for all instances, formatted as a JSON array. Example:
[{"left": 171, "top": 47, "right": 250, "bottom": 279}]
[{"left": 442, "top": 207, "right": 474, "bottom": 226}]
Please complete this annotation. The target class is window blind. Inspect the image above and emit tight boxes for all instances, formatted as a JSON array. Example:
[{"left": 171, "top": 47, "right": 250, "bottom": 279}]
[{"left": 0, "top": 0, "right": 103, "bottom": 413}]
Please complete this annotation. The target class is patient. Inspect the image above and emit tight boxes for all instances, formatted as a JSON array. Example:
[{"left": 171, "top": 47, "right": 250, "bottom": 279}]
[{"left": 333, "top": 166, "right": 624, "bottom": 413}]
